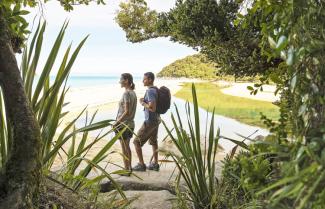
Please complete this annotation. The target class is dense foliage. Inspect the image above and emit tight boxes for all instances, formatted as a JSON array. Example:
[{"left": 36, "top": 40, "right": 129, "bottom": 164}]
[
  {"left": 0, "top": 1, "right": 113, "bottom": 208},
  {"left": 116, "top": 0, "right": 281, "bottom": 78},
  {"left": 244, "top": 1, "right": 325, "bottom": 208},
  {"left": 157, "top": 54, "right": 218, "bottom": 79},
  {"left": 0, "top": 21, "right": 127, "bottom": 208},
  {"left": 118, "top": 0, "right": 325, "bottom": 208}
]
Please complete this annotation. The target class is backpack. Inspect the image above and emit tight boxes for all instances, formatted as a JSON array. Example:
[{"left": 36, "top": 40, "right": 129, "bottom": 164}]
[{"left": 150, "top": 86, "right": 171, "bottom": 114}]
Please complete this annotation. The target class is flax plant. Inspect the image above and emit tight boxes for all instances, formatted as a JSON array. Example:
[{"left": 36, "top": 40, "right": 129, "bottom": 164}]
[
  {"left": 162, "top": 83, "right": 221, "bottom": 209},
  {"left": 0, "top": 21, "right": 126, "bottom": 202}
]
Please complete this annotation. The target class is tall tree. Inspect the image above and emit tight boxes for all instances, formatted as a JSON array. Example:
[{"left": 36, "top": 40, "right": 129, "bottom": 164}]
[
  {"left": 0, "top": 1, "right": 103, "bottom": 208},
  {"left": 115, "top": 0, "right": 282, "bottom": 78}
]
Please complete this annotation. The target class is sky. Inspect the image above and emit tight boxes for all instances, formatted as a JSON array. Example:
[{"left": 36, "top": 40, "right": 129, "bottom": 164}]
[{"left": 18, "top": 0, "right": 197, "bottom": 76}]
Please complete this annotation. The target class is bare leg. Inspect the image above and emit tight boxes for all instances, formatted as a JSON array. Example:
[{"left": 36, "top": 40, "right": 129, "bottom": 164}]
[
  {"left": 125, "top": 139, "right": 132, "bottom": 169},
  {"left": 134, "top": 140, "right": 145, "bottom": 165},
  {"left": 119, "top": 139, "right": 129, "bottom": 169},
  {"left": 152, "top": 144, "right": 158, "bottom": 164}
]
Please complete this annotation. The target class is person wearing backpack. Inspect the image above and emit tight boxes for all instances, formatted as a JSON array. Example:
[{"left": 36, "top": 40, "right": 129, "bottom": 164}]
[{"left": 132, "top": 72, "right": 170, "bottom": 172}]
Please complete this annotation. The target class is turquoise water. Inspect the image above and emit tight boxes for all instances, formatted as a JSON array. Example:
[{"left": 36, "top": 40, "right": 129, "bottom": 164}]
[
  {"left": 65, "top": 75, "right": 142, "bottom": 88},
  {"left": 34, "top": 75, "right": 134, "bottom": 89},
  {"left": 77, "top": 98, "right": 269, "bottom": 152},
  {"left": 65, "top": 76, "right": 269, "bottom": 152}
]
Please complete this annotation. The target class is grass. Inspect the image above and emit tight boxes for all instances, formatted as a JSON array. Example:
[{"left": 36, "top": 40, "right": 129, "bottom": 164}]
[{"left": 174, "top": 82, "right": 279, "bottom": 127}]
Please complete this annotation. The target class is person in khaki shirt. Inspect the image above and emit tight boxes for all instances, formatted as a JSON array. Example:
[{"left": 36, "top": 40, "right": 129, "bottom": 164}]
[{"left": 114, "top": 73, "right": 137, "bottom": 174}]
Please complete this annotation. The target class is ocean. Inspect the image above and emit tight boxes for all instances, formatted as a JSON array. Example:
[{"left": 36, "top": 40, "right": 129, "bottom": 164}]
[{"left": 65, "top": 75, "right": 143, "bottom": 88}]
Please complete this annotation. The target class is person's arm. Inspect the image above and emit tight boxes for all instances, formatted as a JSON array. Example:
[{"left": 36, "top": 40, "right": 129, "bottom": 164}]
[
  {"left": 116, "top": 101, "right": 130, "bottom": 124},
  {"left": 141, "top": 89, "right": 156, "bottom": 112},
  {"left": 115, "top": 93, "right": 130, "bottom": 126}
]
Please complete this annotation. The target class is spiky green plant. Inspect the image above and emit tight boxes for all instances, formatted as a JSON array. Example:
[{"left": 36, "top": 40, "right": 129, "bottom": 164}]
[
  {"left": 162, "top": 83, "right": 221, "bottom": 209},
  {"left": 0, "top": 21, "right": 127, "bottom": 204}
]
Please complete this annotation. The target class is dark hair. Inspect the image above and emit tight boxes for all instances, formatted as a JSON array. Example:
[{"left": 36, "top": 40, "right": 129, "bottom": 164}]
[
  {"left": 144, "top": 72, "right": 155, "bottom": 82},
  {"left": 121, "top": 73, "right": 135, "bottom": 90}
]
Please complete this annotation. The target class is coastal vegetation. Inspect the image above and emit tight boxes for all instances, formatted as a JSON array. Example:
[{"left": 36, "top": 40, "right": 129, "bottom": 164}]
[
  {"left": 0, "top": 11, "right": 126, "bottom": 209},
  {"left": 157, "top": 53, "right": 257, "bottom": 82},
  {"left": 162, "top": 84, "right": 222, "bottom": 209},
  {"left": 0, "top": 0, "right": 324, "bottom": 208},
  {"left": 157, "top": 54, "right": 218, "bottom": 79},
  {"left": 117, "top": 0, "right": 325, "bottom": 208},
  {"left": 175, "top": 82, "right": 279, "bottom": 127},
  {"left": 157, "top": 53, "right": 258, "bottom": 82}
]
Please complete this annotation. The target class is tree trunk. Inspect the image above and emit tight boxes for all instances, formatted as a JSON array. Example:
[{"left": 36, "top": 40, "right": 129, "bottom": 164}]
[{"left": 0, "top": 14, "right": 42, "bottom": 209}]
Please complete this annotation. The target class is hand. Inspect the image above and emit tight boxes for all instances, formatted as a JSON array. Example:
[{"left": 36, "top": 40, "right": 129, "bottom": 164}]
[{"left": 139, "top": 98, "right": 144, "bottom": 103}]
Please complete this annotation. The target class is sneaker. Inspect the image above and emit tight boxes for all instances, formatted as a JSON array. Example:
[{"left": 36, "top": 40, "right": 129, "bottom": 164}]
[
  {"left": 147, "top": 162, "right": 160, "bottom": 171},
  {"left": 132, "top": 163, "right": 146, "bottom": 172}
]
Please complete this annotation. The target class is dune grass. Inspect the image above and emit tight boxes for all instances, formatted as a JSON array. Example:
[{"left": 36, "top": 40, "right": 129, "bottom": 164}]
[{"left": 174, "top": 82, "right": 279, "bottom": 127}]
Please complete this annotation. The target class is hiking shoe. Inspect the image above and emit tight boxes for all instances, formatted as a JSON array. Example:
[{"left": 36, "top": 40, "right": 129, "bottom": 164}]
[
  {"left": 132, "top": 163, "right": 146, "bottom": 172},
  {"left": 147, "top": 162, "right": 160, "bottom": 171}
]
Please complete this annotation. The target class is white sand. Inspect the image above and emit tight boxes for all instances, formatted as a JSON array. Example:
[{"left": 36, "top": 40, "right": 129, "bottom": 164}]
[
  {"left": 64, "top": 79, "right": 279, "bottom": 115},
  {"left": 53, "top": 79, "right": 272, "bottom": 173},
  {"left": 63, "top": 78, "right": 202, "bottom": 114},
  {"left": 53, "top": 78, "right": 205, "bottom": 171},
  {"left": 217, "top": 81, "right": 280, "bottom": 102}
]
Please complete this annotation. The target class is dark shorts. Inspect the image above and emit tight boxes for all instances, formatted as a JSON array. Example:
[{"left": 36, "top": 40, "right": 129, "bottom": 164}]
[
  {"left": 114, "top": 125, "right": 134, "bottom": 140},
  {"left": 134, "top": 121, "right": 160, "bottom": 146}
]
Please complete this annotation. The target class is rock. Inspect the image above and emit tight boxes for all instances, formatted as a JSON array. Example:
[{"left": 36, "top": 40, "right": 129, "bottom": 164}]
[
  {"left": 97, "top": 190, "right": 176, "bottom": 209},
  {"left": 124, "top": 190, "right": 176, "bottom": 209},
  {"left": 100, "top": 167, "right": 177, "bottom": 194}
]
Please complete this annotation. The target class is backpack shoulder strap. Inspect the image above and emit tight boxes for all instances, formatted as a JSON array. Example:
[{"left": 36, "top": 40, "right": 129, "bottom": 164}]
[
  {"left": 149, "top": 86, "right": 158, "bottom": 90},
  {"left": 149, "top": 86, "right": 159, "bottom": 99}
]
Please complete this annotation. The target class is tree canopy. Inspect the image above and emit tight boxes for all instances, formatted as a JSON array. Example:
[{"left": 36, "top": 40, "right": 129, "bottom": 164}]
[
  {"left": 116, "top": 0, "right": 282, "bottom": 78},
  {"left": 117, "top": 1, "right": 325, "bottom": 207}
]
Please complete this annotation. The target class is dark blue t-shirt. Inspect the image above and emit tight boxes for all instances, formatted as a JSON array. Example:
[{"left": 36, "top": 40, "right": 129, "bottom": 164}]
[{"left": 144, "top": 87, "right": 160, "bottom": 123}]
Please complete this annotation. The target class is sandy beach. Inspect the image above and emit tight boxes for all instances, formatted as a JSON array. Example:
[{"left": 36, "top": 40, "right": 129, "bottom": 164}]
[
  {"left": 63, "top": 78, "right": 278, "bottom": 115},
  {"left": 63, "top": 78, "right": 203, "bottom": 113},
  {"left": 216, "top": 81, "right": 280, "bottom": 102},
  {"left": 53, "top": 79, "right": 276, "bottom": 173},
  {"left": 53, "top": 78, "right": 205, "bottom": 171}
]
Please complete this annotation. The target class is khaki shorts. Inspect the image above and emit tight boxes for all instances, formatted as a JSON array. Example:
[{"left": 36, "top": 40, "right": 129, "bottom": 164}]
[
  {"left": 134, "top": 121, "right": 160, "bottom": 146},
  {"left": 114, "top": 125, "right": 134, "bottom": 140}
]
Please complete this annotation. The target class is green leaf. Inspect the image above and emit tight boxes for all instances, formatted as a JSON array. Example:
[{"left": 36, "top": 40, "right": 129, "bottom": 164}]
[
  {"left": 268, "top": 36, "right": 277, "bottom": 49},
  {"left": 290, "top": 75, "right": 297, "bottom": 92},
  {"left": 247, "top": 86, "right": 254, "bottom": 91},
  {"left": 286, "top": 47, "right": 295, "bottom": 66},
  {"left": 19, "top": 10, "right": 30, "bottom": 15},
  {"left": 220, "top": 136, "right": 249, "bottom": 150},
  {"left": 276, "top": 35, "right": 288, "bottom": 51}
]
